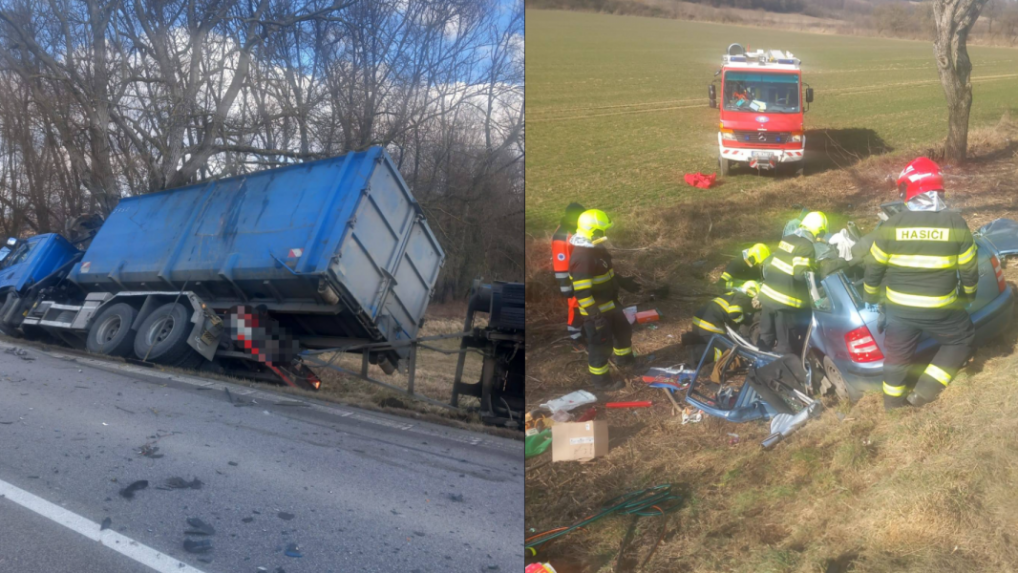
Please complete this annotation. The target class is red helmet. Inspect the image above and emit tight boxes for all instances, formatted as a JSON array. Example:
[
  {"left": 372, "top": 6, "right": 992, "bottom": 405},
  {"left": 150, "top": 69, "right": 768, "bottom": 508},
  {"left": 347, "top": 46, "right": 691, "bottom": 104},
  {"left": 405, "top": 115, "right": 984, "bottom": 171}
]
[{"left": 897, "top": 157, "right": 944, "bottom": 201}]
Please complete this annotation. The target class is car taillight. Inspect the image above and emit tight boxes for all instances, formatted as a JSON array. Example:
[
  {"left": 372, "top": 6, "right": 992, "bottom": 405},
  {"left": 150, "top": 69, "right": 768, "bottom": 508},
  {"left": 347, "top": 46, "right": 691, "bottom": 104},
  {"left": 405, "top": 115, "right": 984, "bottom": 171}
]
[
  {"left": 845, "top": 325, "right": 884, "bottom": 363},
  {"left": 991, "top": 255, "right": 1006, "bottom": 293}
]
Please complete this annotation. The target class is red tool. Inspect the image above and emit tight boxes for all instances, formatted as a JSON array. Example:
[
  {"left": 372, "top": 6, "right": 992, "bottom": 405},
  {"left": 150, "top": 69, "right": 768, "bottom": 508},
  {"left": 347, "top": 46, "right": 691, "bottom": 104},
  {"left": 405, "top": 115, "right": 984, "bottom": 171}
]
[
  {"left": 575, "top": 407, "right": 598, "bottom": 422},
  {"left": 635, "top": 309, "right": 660, "bottom": 323},
  {"left": 606, "top": 401, "right": 653, "bottom": 409}
]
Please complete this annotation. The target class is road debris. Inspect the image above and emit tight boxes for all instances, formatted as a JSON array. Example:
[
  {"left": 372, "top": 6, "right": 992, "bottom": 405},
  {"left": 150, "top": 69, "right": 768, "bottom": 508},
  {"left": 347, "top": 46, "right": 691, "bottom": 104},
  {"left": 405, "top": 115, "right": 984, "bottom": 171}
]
[
  {"left": 115, "top": 405, "right": 135, "bottom": 414},
  {"left": 139, "top": 443, "right": 163, "bottom": 458},
  {"left": 277, "top": 511, "right": 295, "bottom": 521},
  {"left": 4, "top": 348, "right": 34, "bottom": 361},
  {"left": 284, "top": 542, "right": 303, "bottom": 558},
  {"left": 118, "top": 480, "right": 149, "bottom": 499},
  {"left": 228, "top": 461, "right": 239, "bottom": 466},
  {"left": 165, "top": 477, "right": 203, "bottom": 490},
  {"left": 447, "top": 493, "right": 465, "bottom": 503},
  {"left": 183, "top": 539, "right": 212, "bottom": 554},
  {"left": 185, "top": 517, "right": 216, "bottom": 536},
  {"left": 242, "top": 517, "right": 254, "bottom": 523},
  {"left": 100, "top": 517, "right": 112, "bottom": 531}
]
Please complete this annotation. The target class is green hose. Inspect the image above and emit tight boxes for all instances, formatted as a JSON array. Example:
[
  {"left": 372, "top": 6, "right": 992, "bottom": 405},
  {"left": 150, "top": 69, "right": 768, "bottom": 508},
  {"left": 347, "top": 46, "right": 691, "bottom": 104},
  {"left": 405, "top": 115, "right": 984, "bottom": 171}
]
[{"left": 525, "top": 484, "right": 682, "bottom": 550}]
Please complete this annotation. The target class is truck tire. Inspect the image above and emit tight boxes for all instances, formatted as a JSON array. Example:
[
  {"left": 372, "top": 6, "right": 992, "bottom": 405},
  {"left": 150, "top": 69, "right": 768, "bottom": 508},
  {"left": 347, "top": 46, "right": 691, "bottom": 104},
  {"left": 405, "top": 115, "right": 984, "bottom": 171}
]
[
  {"left": 719, "top": 156, "right": 731, "bottom": 177},
  {"left": 86, "top": 303, "right": 138, "bottom": 357},
  {"left": 0, "top": 292, "right": 17, "bottom": 336},
  {"left": 133, "top": 302, "right": 202, "bottom": 368}
]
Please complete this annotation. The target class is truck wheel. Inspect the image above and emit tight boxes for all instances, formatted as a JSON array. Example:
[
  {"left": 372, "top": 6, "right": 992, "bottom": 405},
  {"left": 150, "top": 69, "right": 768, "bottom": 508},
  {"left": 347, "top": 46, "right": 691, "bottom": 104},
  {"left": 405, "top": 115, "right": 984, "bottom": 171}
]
[
  {"left": 86, "top": 303, "right": 138, "bottom": 357},
  {"left": 0, "top": 292, "right": 17, "bottom": 336},
  {"left": 719, "top": 156, "right": 731, "bottom": 176},
  {"left": 133, "top": 302, "right": 202, "bottom": 368}
]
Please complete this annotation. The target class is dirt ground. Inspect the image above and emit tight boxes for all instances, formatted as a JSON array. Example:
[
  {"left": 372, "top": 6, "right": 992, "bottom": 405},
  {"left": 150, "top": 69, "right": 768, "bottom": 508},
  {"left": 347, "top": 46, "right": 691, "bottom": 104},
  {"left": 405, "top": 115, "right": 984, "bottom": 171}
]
[{"left": 524, "top": 118, "right": 1018, "bottom": 572}]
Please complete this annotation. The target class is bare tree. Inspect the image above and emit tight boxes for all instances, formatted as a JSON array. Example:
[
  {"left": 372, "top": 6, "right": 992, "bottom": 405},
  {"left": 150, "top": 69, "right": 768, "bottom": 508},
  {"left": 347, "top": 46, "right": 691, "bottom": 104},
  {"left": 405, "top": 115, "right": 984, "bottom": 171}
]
[{"left": 932, "top": 0, "right": 991, "bottom": 162}]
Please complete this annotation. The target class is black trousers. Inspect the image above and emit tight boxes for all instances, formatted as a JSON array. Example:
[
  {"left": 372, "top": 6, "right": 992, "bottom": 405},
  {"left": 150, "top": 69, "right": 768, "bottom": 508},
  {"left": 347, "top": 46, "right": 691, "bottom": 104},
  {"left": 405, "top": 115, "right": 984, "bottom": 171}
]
[
  {"left": 881, "top": 308, "right": 975, "bottom": 409},
  {"left": 757, "top": 304, "right": 811, "bottom": 355},
  {"left": 584, "top": 307, "right": 633, "bottom": 387}
]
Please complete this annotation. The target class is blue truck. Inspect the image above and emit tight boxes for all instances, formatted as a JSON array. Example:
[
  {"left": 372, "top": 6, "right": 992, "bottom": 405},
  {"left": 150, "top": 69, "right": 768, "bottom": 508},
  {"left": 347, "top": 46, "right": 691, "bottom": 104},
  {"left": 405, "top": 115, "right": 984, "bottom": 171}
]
[{"left": 0, "top": 147, "right": 446, "bottom": 391}]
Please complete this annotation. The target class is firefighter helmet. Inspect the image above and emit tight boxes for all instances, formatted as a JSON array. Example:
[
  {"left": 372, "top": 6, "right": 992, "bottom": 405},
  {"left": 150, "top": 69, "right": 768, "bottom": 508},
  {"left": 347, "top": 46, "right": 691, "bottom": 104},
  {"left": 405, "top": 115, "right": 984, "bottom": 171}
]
[
  {"left": 897, "top": 157, "right": 944, "bottom": 201},
  {"left": 576, "top": 209, "right": 613, "bottom": 243},
  {"left": 743, "top": 243, "right": 770, "bottom": 267},
  {"left": 800, "top": 211, "right": 829, "bottom": 236},
  {"left": 740, "top": 280, "right": 761, "bottom": 298}
]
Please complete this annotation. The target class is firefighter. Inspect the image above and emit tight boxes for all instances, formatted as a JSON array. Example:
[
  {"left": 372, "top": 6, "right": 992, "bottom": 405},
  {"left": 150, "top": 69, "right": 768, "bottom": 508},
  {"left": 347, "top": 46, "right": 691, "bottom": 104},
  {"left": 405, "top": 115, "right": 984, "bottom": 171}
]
[
  {"left": 758, "top": 211, "right": 828, "bottom": 355},
  {"left": 864, "top": 157, "right": 977, "bottom": 409},
  {"left": 552, "top": 202, "right": 586, "bottom": 351},
  {"left": 687, "top": 281, "right": 760, "bottom": 363},
  {"left": 569, "top": 209, "right": 642, "bottom": 390},
  {"left": 718, "top": 243, "right": 770, "bottom": 290}
]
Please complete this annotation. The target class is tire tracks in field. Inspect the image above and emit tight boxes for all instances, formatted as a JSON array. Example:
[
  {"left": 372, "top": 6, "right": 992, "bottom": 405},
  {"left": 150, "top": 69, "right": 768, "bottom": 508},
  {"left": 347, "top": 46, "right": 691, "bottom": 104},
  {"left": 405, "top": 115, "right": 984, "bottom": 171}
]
[{"left": 529, "top": 72, "right": 1018, "bottom": 124}]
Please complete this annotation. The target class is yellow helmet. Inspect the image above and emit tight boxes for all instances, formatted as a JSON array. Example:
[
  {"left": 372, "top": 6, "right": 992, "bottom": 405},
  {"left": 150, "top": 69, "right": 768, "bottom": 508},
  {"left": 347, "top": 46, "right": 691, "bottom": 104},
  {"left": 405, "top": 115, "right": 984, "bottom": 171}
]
[
  {"left": 739, "top": 280, "right": 761, "bottom": 298},
  {"left": 800, "top": 211, "right": 829, "bottom": 236},
  {"left": 576, "top": 209, "right": 613, "bottom": 243},
  {"left": 743, "top": 243, "right": 770, "bottom": 267}
]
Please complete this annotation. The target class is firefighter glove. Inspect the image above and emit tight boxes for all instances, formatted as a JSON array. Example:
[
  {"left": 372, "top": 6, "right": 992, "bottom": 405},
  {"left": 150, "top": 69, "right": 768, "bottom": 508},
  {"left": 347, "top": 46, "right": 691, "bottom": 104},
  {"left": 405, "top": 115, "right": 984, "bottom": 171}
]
[{"left": 616, "top": 275, "right": 642, "bottom": 293}]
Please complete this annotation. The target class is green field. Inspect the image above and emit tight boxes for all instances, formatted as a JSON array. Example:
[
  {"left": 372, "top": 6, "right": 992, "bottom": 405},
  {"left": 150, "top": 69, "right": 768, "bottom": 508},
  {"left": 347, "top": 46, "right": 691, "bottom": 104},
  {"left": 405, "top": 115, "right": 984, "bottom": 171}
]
[{"left": 526, "top": 10, "right": 1018, "bottom": 231}]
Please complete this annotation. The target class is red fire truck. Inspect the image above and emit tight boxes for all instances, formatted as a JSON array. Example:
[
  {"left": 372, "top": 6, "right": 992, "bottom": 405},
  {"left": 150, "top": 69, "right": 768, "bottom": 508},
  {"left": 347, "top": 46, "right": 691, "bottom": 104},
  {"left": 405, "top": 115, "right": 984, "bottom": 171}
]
[{"left": 709, "top": 44, "right": 814, "bottom": 176}]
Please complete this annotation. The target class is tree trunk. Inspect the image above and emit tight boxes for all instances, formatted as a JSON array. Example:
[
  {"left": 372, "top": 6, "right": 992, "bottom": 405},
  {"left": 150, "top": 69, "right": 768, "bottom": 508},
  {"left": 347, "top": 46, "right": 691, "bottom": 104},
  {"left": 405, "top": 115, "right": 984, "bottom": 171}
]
[{"left": 932, "top": 0, "right": 989, "bottom": 163}]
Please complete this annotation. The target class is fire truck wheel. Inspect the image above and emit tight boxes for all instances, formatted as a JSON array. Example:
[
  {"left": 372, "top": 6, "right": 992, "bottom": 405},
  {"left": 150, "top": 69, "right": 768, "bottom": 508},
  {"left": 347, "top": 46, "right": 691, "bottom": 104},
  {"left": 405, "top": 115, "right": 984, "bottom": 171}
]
[{"left": 719, "top": 156, "right": 731, "bottom": 176}]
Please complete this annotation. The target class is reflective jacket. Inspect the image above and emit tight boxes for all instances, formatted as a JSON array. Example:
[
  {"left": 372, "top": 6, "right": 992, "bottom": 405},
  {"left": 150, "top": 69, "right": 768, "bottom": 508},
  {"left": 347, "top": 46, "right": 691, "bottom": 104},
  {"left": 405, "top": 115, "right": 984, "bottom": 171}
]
[
  {"left": 568, "top": 236, "right": 618, "bottom": 316},
  {"left": 863, "top": 208, "right": 977, "bottom": 318},
  {"left": 693, "top": 291, "right": 753, "bottom": 335},
  {"left": 760, "top": 233, "right": 815, "bottom": 309},
  {"left": 551, "top": 225, "right": 574, "bottom": 297},
  {"left": 719, "top": 257, "right": 761, "bottom": 290}
]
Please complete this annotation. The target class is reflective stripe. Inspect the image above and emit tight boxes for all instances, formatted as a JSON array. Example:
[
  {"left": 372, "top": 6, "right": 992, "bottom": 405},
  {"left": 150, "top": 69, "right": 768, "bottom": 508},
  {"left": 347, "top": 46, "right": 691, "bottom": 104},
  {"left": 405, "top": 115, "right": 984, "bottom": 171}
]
[
  {"left": 770, "top": 257, "right": 795, "bottom": 275},
  {"left": 614, "top": 347, "right": 632, "bottom": 356},
  {"left": 887, "top": 253, "right": 956, "bottom": 269},
  {"left": 885, "top": 287, "right": 957, "bottom": 308},
  {"left": 963, "top": 284, "right": 977, "bottom": 294},
  {"left": 573, "top": 279, "right": 593, "bottom": 290},
  {"left": 721, "top": 272, "right": 732, "bottom": 281},
  {"left": 692, "top": 317, "right": 725, "bottom": 334},
  {"left": 864, "top": 283, "right": 880, "bottom": 295},
  {"left": 760, "top": 284, "right": 804, "bottom": 308},
  {"left": 567, "top": 326, "right": 581, "bottom": 332},
  {"left": 924, "top": 364, "right": 952, "bottom": 386},
  {"left": 571, "top": 332, "right": 582, "bottom": 340},
  {"left": 577, "top": 296, "right": 596, "bottom": 308},
  {"left": 871, "top": 242, "right": 887, "bottom": 264},
  {"left": 778, "top": 241, "right": 795, "bottom": 253},
  {"left": 713, "top": 348, "right": 723, "bottom": 362},
  {"left": 958, "top": 244, "right": 976, "bottom": 265},
  {"left": 560, "top": 286, "right": 573, "bottom": 293},
  {"left": 578, "top": 301, "right": 616, "bottom": 315},
  {"left": 883, "top": 382, "right": 906, "bottom": 397},
  {"left": 792, "top": 256, "right": 811, "bottom": 268},
  {"left": 589, "top": 364, "right": 610, "bottom": 375},
  {"left": 592, "top": 270, "right": 615, "bottom": 285},
  {"left": 554, "top": 272, "right": 569, "bottom": 279}
]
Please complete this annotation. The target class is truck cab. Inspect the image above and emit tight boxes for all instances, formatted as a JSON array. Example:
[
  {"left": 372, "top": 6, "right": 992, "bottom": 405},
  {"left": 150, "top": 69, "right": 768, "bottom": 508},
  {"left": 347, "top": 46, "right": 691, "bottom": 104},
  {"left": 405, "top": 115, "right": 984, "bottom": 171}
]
[
  {"left": 710, "top": 44, "right": 813, "bottom": 176},
  {"left": 0, "top": 234, "right": 80, "bottom": 294}
]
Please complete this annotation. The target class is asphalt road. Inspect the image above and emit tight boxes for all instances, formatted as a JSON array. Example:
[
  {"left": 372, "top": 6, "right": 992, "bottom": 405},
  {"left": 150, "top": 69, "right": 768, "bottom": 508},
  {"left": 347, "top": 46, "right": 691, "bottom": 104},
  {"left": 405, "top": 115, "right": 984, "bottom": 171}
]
[{"left": 0, "top": 341, "right": 523, "bottom": 573}]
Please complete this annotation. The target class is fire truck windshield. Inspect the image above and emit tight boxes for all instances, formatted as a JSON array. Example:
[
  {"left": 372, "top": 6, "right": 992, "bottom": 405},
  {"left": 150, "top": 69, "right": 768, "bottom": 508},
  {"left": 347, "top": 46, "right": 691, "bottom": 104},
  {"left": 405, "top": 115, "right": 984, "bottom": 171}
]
[{"left": 723, "top": 71, "right": 800, "bottom": 113}]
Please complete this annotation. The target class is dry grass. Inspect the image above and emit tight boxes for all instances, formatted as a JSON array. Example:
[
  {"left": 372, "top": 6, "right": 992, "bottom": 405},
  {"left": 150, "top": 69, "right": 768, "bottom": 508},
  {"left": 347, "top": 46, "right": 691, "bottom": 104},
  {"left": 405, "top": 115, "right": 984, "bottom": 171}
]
[{"left": 525, "top": 119, "right": 1018, "bottom": 572}]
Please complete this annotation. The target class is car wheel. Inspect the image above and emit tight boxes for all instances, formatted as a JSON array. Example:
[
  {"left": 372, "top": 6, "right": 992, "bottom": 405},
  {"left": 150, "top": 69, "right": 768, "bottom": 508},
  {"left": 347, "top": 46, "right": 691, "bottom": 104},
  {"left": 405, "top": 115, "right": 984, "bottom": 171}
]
[
  {"left": 133, "top": 302, "right": 203, "bottom": 368},
  {"left": 820, "top": 356, "right": 852, "bottom": 401},
  {"left": 86, "top": 303, "right": 138, "bottom": 357}
]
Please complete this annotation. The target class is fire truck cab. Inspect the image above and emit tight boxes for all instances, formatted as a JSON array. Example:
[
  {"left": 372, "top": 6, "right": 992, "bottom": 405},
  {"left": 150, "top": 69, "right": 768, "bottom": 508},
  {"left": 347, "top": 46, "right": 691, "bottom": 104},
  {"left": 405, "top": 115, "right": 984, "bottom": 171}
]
[{"left": 709, "top": 44, "right": 813, "bottom": 176}]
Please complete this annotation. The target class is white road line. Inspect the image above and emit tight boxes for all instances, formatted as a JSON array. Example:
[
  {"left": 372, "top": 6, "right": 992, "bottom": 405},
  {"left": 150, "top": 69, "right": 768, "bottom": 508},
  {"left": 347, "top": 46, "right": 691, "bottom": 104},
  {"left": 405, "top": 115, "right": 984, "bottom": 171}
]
[{"left": 0, "top": 478, "right": 207, "bottom": 573}]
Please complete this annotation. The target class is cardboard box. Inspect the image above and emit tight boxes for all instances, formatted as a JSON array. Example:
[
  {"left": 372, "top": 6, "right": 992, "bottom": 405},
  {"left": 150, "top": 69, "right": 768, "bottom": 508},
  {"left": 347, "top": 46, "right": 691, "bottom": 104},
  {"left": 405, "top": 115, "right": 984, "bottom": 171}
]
[{"left": 552, "top": 421, "right": 608, "bottom": 462}]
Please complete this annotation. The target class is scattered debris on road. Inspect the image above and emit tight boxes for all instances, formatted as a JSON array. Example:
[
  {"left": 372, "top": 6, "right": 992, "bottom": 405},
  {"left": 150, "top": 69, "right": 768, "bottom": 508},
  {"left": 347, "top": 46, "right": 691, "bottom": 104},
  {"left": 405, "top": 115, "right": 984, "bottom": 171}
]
[
  {"left": 139, "top": 443, "right": 163, "bottom": 458},
  {"left": 183, "top": 539, "right": 212, "bottom": 554},
  {"left": 100, "top": 517, "right": 112, "bottom": 531},
  {"left": 165, "top": 477, "right": 203, "bottom": 490},
  {"left": 4, "top": 347, "right": 34, "bottom": 361},
  {"left": 185, "top": 517, "right": 216, "bottom": 536},
  {"left": 277, "top": 511, "right": 295, "bottom": 521},
  {"left": 284, "top": 542, "right": 303, "bottom": 558},
  {"left": 118, "top": 480, "right": 148, "bottom": 499}
]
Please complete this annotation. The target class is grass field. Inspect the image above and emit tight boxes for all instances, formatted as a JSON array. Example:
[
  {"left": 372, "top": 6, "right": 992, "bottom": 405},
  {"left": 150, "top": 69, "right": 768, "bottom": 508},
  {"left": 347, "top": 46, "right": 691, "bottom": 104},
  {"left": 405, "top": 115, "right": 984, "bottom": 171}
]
[{"left": 526, "top": 10, "right": 1018, "bottom": 231}]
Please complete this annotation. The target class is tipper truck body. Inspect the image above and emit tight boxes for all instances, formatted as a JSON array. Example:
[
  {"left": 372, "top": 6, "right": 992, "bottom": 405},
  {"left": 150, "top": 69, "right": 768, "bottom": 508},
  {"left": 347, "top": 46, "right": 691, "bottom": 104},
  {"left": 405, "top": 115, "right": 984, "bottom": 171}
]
[{"left": 0, "top": 147, "right": 445, "bottom": 389}]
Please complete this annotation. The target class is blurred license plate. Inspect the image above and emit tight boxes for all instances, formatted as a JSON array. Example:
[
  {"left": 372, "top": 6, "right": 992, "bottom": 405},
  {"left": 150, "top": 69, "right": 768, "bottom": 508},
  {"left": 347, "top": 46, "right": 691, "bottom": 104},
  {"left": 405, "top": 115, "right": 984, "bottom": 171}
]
[{"left": 752, "top": 151, "right": 774, "bottom": 159}]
